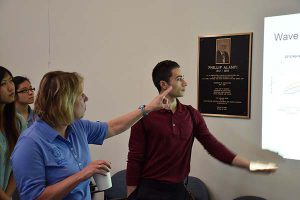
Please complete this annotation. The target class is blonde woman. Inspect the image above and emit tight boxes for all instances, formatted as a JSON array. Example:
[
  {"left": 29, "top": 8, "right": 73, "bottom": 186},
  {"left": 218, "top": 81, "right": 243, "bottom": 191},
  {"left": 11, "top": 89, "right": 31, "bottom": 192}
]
[{"left": 11, "top": 71, "right": 171, "bottom": 200}]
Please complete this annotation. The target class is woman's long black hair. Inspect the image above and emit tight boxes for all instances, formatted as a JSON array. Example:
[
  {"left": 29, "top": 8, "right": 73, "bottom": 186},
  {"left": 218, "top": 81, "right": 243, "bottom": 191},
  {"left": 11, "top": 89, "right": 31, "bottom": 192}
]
[{"left": 0, "top": 66, "right": 20, "bottom": 162}]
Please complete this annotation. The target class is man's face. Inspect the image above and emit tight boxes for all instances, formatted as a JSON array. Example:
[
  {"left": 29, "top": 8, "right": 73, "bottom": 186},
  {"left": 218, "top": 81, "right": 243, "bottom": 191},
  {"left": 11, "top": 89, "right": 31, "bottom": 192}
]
[
  {"left": 166, "top": 68, "right": 187, "bottom": 98},
  {"left": 219, "top": 44, "right": 226, "bottom": 51}
]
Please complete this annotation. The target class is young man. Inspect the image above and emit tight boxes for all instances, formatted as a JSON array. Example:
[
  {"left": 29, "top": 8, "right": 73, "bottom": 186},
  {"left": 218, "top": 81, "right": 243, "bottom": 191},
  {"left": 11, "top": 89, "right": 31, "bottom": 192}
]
[{"left": 126, "top": 60, "right": 276, "bottom": 200}]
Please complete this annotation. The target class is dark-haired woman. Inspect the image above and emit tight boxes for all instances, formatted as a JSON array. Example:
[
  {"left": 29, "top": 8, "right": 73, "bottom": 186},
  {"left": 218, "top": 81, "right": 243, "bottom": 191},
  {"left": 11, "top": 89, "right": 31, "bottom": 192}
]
[
  {"left": 13, "top": 76, "right": 37, "bottom": 127},
  {"left": 0, "top": 66, "right": 26, "bottom": 200}
]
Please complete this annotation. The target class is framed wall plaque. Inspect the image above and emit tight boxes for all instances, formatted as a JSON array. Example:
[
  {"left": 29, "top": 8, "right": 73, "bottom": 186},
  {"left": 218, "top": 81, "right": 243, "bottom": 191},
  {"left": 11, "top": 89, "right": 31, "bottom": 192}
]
[{"left": 198, "top": 32, "right": 252, "bottom": 118}]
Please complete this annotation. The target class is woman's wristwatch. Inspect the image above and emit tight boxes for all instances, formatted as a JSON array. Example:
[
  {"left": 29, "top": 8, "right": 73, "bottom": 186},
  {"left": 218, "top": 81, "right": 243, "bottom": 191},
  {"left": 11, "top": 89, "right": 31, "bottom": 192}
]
[{"left": 138, "top": 105, "right": 148, "bottom": 117}]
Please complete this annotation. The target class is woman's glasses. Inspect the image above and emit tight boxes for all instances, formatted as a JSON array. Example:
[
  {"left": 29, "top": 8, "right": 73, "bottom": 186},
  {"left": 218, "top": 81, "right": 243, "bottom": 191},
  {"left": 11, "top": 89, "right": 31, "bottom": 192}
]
[{"left": 17, "top": 88, "right": 35, "bottom": 94}]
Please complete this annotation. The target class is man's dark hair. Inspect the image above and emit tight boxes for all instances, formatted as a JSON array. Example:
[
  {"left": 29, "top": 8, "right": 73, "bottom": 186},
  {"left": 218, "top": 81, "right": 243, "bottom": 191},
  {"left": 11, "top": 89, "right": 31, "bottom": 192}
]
[{"left": 152, "top": 60, "right": 180, "bottom": 92}]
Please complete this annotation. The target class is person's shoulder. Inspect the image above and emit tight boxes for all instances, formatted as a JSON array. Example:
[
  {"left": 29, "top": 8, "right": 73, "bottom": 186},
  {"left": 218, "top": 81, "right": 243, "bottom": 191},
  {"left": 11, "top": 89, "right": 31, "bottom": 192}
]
[
  {"left": 143, "top": 109, "right": 171, "bottom": 122},
  {"left": 148, "top": 109, "right": 162, "bottom": 115},
  {"left": 18, "top": 121, "right": 45, "bottom": 142},
  {"left": 72, "top": 119, "right": 85, "bottom": 125},
  {"left": 71, "top": 119, "right": 95, "bottom": 128},
  {"left": 29, "top": 106, "right": 39, "bottom": 120},
  {"left": 13, "top": 126, "right": 41, "bottom": 156},
  {"left": 180, "top": 104, "right": 202, "bottom": 118},
  {"left": 71, "top": 119, "right": 107, "bottom": 130},
  {"left": 186, "top": 105, "right": 199, "bottom": 113},
  {"left": 16, "top": 113, "right": 25, "bottom": 124},
  {"left": 133, "top": 109, "right": 162, "bottom": 127},
  {"left": 178, "top": 102, "right": 196, "bottom": 110},
  {"left": 11, "top": 128, "right": 41, "bottom": 163},
  {"left": 16, "top": 113, "right": 27, "bottom": 131}
]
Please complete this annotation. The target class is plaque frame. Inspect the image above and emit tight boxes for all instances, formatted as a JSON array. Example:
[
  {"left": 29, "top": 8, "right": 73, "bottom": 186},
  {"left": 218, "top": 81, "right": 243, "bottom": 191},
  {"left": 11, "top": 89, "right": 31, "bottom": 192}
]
[{"left": 198, "top": 32, "right": 253, "bottom": 118}]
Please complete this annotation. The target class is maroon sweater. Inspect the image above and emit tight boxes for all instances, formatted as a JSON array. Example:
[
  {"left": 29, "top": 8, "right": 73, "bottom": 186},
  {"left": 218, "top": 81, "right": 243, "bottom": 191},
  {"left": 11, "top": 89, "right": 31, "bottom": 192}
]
[{"left": 126, "top": 101, "right": 236, "bottom": 186}]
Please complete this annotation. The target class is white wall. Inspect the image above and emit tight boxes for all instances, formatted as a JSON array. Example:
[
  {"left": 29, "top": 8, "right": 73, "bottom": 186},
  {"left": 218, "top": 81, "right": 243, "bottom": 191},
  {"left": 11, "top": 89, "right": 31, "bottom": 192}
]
[{"left": 1, "top": 0, "right": 300, "bottom": 199}]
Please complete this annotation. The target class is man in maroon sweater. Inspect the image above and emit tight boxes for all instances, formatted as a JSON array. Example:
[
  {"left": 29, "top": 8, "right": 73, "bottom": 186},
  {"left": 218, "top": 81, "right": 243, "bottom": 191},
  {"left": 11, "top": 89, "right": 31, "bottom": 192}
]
[{"left": 126, "top": 60, "right": 276, "bottom": 200}]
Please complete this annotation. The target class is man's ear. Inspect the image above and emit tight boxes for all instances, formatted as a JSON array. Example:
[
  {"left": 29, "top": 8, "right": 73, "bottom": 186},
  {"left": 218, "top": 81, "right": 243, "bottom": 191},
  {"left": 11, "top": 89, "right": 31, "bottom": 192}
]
[{"left": 159, "top": 80, "right": 169, "bottom": 90}]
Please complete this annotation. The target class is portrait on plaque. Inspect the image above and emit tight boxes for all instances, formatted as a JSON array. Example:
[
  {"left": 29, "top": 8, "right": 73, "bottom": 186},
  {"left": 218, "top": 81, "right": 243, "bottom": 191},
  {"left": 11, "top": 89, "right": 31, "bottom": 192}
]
[
  {"left": 198, "top": 33, "right": 252, "bottom": 118},
  {"left": 216, "top": 38, "right": 231, "bottom": 64}
]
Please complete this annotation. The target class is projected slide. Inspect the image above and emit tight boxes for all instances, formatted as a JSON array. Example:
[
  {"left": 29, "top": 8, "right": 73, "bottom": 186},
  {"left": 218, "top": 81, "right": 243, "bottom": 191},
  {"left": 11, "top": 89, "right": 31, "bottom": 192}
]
[{"left": 262, "top": 13, "right": 300, "bottom": 160}]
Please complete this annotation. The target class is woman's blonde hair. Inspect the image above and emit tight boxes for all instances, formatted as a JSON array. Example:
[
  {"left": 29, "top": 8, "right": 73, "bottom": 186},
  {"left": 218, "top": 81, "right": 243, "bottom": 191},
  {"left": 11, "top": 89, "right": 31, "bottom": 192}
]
[{"left": 34, "top": 71, "right": 84, "bottom": 127}]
